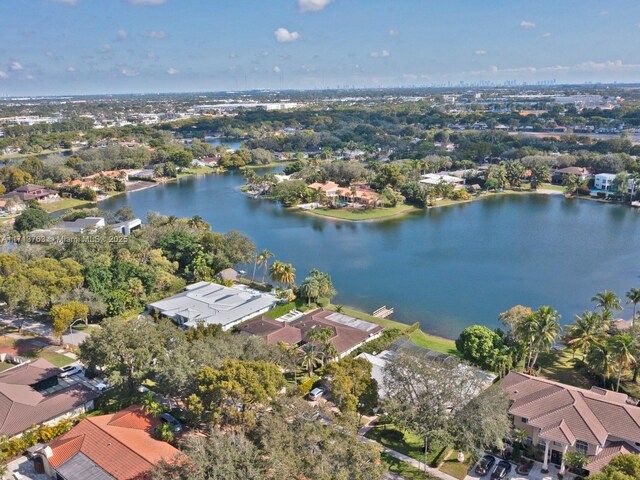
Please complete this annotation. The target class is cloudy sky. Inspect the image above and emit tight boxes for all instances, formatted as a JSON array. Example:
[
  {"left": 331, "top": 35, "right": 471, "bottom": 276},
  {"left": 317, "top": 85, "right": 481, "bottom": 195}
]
[{"left": 0, "top": 0, "right": 639, "bottom": 95}]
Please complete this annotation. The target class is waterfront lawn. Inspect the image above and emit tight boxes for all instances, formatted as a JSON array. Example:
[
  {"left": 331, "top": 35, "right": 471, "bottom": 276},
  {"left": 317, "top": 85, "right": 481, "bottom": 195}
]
[
  {"left": 42, "top": 198, "right": 94, "bottom": 213},
  {"left": 408, "top": 330, "right": 459, "bottom": 357},
  {"left": 324, "top": 304, "right": 458, "bottom": 356},
  {"left": 535, "top": 349, "right": 591, "bottom": 389},
  {"left": 439, "top": 452, "right": 472, "bottom": 480},
  {"left": 307, "top": 204, "right": 418, "bottom": 221},
  {"left": 540, "top": 182, "right": 566, "bottom": 192},
  {"left": 380, "top": 453, "right": 438, "bottom": 480}
]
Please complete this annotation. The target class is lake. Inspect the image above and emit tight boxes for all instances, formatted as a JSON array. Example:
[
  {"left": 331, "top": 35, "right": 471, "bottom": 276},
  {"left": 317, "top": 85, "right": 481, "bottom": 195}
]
[{"left": 101, "top": 171, "right": 640, "bottom": 338}]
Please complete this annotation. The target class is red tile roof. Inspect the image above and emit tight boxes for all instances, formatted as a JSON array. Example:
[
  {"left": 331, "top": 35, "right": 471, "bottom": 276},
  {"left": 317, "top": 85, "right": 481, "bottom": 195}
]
[{"left": 47, "top": 405, "right": 180, "bottom": 480}]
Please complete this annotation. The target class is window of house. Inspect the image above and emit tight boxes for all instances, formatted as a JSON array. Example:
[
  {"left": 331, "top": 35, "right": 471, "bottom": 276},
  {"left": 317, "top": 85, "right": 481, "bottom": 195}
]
[
  {"left": 521, "top": 417, "right": 528, "bottom": 424},
  {"left": 576, "top": 441, "right": 588, "bottom": 455},
  {"left": 524, "top": 437, "right": 533, "bottom": 447}
]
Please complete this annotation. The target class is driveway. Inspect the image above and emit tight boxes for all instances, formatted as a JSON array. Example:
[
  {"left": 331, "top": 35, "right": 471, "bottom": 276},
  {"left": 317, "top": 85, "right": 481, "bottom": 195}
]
[
  {"left": 4, "top": 456, "right": 49, "bottom": 480},
  {"left": 464, "top": 455, "right": 575, "bottom": 480}
]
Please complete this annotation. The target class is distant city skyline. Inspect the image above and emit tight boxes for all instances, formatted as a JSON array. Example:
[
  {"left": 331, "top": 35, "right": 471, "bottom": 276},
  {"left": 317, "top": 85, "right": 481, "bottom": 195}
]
[{"left": 1, "top": 0, "right": 639, "bottom": 95}]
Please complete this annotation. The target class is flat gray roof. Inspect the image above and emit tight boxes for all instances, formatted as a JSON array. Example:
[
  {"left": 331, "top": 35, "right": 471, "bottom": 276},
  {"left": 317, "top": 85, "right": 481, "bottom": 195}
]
[
  {"left": 56, "top": 452, "right": 115, "bottom": 480},
  {"left": 148, "top": 282, "right": 278, "bottom": 329}
]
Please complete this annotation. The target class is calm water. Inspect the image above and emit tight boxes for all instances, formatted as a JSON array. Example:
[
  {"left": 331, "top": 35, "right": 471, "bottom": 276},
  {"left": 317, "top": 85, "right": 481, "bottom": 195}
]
[{"left": 101, "top": 171, "right": 640, "bottom": 338}]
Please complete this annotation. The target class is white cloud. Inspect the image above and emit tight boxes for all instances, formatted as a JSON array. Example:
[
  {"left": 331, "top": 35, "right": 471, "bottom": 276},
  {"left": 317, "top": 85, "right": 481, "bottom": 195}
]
[
  {"left": 25, "top": 74, "right": 35, "bottom": 80},
  {"left": 124, "top": 0, "right": 166, "bottom": 4},
  {"left": 121, "top": 68, "right": 139, "bottom": 77},
  {"left": 275, "top": 28, "right": 301, "bottom": 43},
  {"left": 298, "top": 0, "right": 332, "bottom": 12},
  {"left": 67, "top": 66, "right": 75, "bottom": 72},
  {"left": 370, "top": 50, "right": 390, "bottom": 58},
  {"left": 542, "top": 32, "right": 552, "bottom": 37},
  {"left": 147, "top": 51, "right": 158, "bottom": 59},
  {"left": 0, "top": 71, "right": 8, "bottom": 79},
  {"left": 10, "top": 62, "right": 23, "bottom": 71},
  {"left": 148, "top": 30, "right": 167, "bottom": 39},
  {"left": 166, "top": 67, "right": 179, "bottom": 75},
  {"left": 273, "top": 66, "right": 281, "bottom": 73},
  {"left": 402, "top": 73, "right": 418, "bottom": 81},
  {"left": 388, "top": 29, "right": 399, "bottom": 36},
  {"left": 475, "top": 50, "right": 488, "bottom": 55},
  {"left": 117, "top": 29, "right": 128, "bottom": 41},
  {"left": 520, "top": 20, "right": 536, "bottom": 29},
  {"left": 102, "top": 43, "right": 112, "bottom": 53}
]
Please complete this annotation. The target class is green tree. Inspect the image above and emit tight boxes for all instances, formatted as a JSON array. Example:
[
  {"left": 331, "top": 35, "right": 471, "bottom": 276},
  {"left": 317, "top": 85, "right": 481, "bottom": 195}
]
[
  {"left": 523, "top": 306, "right": 561, "bottom": 370},
  {"left": 49, "top": 301, "right": 89, "bottom": 341},
  {"left": 589, "top": 454, "right": 640, "bottom": 480},
  {"left": 625, "top": 287, "right": 640, "bottom": 326},
  {"left": 564, "top": 311, "right": 608, "bottom": 360},
  {"left": 323, "top": 357, "right": 377, "bottom": 414},
  {"left": 562, "top": 173, "right": 581, "bottom": 196},
  {"left": 269, "top": 260, "right": 296, "bottom": 287},
  {"left": 529, "top": 164, "right": 550, "bottom": 190},
  {"left": 456, "top": 325, "right": 507, "bottom": 371},
  {"left": 592, "top": 290, "right": 623, "bottom": 314},
  {"left": 14, "top": 206, "right": 51, "bottom": 232},
  {"left": 609, "top": 334, "right": 637, "bottom": 392}
]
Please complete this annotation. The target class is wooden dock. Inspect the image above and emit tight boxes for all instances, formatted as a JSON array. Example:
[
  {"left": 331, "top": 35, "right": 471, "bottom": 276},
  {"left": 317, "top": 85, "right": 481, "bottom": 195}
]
[{"left": 372, "top": 306, "right": 394, "bottom": 319}]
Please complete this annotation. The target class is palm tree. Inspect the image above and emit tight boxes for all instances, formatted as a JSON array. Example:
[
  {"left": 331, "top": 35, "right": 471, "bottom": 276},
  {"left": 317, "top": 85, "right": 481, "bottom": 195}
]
[
  {"left": 300, "top": 345, "right": 323, "bottom": 376},
  {"left": 626, "top": 288, "right": 640, "bottom": 326},
  {"left": 528, "top": 306, "right": 561, "bottom": 369},
  {"left": 586, "top": 342, "right": 613, "bottom": 388},
  {"left": 564, "top": 311, "right": 608, "bottom": 360},
  {"left": 592, "top": 290, "right": 622, "bottom": 313},
  {"left": 609, "top": 334, "right": 637, "bottom": 392},
  {"left": 259, "top": 249, "right": 274, "bottom": 284},
  {"left": 562, "top": 174, "right": 581, "bottom": 197},
  {"left": 279, "top": 263, "right": 296, "bottom": 287},
  {"left": 529, "top": 164, "right": 550, "bottom": 190},
  {"left": 188, "top": 215, "right": 207, "bottom": 230},
  {"left": 298, "top": 277, "right": 320, "bottom": 306}
]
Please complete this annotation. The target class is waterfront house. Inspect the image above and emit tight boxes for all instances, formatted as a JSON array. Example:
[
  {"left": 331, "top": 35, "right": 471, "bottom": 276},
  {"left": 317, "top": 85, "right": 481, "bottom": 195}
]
[
  {"left": 238, "top": 308, "right": 384, "bottom": 358},
  {"left": 59, "top": 217, "right": 106, "bottom": 233},
  {"left": 38, "top": 405, "right": 180, "bottom": 480},
  {"left": 594, "top": 173, "right": 617, "bottom": 191},
  {"left": 148, "top": 281, "right": 279, "bottom": 331},
  {"left": 3, "top": 184, "right": 59, "bottom": 204},
  {"left": 419, "top": 173, "right": 466, "bottom": 187},
  {"left": 501, "top": 371, "right": 640, "bottom": 475},
  {"left": 308, "top": 181, "right": 341, "bottom": 199},
  {"left": 0, "top": 359, "right": 98, "bottom": 438},
  {"left": 552, "top": 166, "right": 591, "bottom": 184}
]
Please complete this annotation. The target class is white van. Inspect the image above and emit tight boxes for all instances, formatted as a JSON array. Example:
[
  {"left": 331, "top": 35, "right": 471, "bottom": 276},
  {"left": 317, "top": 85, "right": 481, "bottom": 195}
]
[{"left": 308, "top": 387, "right": 325, "bottom": 401}]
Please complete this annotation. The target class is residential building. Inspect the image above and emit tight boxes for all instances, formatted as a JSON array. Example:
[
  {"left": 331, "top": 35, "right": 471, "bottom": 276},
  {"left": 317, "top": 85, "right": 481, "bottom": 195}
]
[
  {"left": 216, "top": 267, "right": 241, "bottom": 283},
  {"left": 552, "top": 166, "right": 591, "bottom": 183},
  {"left": 357, "top": 338, "right": 496, "bottom": 399},
  {"left": 111, "top": 218, "right": 142, "bottom": 235},
  {"left": 148, "top": 281, "right": 279, "bottom": 331},
  {"left": 419, "top": 173, "right": 466, "bottom": 187},
  {"left": 594, "top": 173, "right": 617, "bottom": 191},
  {"left": 29, "top": 217, "right": 142, "bottom": 239},
  {"left": 501, "top": 371, "right": 640, "bottom": 475},
  {"left": 3, "top": 184, "right": 59, "bottom": 204},
  {"left": 59, "top": 217, "right": 106, "bottom": 233},
  {"left": 237, "top": 308, "right": 384, "bottom": 358},
  {"left": 39, "top": 405, "right": 180, "bottom": 480},
  {"left": 0, "top": 359, "right": 98, "bottom": 438},
  {"left": 308, "top": 181, "right": 341, "bottom": 198}
]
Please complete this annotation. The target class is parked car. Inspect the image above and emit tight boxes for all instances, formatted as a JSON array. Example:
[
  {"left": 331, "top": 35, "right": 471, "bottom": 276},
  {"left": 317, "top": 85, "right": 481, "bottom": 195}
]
[
  {"left": 475, "top": 455, "right": 496, "bottom": 476},
  {"left": 490, "top": 460, "right": 512, "bottom": 480},
  {"left": 95, "top": 381, "right": 110, "bottom": 392},
  {"left": 58, "top": 365, "right": 82, "bottom": 378},
  {"left": 159, "top": 413, "right": 182, "bottom": 432},
  {"left": 308, "top": 387, "right": 325, "bottom": 401}
]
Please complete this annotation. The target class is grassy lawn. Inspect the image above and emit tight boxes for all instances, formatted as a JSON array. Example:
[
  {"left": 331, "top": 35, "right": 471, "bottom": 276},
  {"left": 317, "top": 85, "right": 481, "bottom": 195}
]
[
  {"left": 264, "top": 299, "right": 310, "bottom": 319},
  {"left": 535, "top": 349, "right": 591, "bottom": 389},
  {"left": 365, "top": 426, "right": 444, "bottom": 466},
  {"left": 0, "top": 362, "right": 15, "bottom": 372},
  {"left": 439, "top": 452, "right": 472, "bottom": 480},
  {"left": 41, "top": 198, "right": 94, "bottom": 213},
  {"left": 408, "top": 330, "right": 459, "bottom": 356},
  {"left": 30, "top": 349, "right": 75, "bottom": 367},
  {"left": 306, "top": 204, "right": 418, "bottom": 221},
  {"left": 381, "top": 453, "right": 438, "bottom": 480},
  {"left": 540, "top": 182, "right": 566, "bottom": 192},
  {"left": 323, "top": 304, "right": 458, "bottom": 356}
]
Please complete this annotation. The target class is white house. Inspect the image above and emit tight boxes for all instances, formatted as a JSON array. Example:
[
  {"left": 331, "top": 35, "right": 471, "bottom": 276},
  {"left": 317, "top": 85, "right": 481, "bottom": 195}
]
[
  {"left": 419, "top": 173, "right": 466, "bottom": 187},
  {"left": 594, "top": 173, "right": 617, "bottom": 191}
]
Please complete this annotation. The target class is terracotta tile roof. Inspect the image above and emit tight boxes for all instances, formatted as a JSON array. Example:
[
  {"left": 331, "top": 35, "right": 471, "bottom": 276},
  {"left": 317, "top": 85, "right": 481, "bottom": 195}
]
[
  {"left": 239, "top": 309, "right": 383, "bottom": 355},
  {"left": 0, "top": 359, "right": 98, "bottom": 437},
  {"left": 47, "top": 405, "right": 180, "bottom": 480},
  {"left": 502, "top": 372, "right": 640, "bottom": 449},
  {"left": 586, "top": 442, "right": 640, "bottom": 473}
]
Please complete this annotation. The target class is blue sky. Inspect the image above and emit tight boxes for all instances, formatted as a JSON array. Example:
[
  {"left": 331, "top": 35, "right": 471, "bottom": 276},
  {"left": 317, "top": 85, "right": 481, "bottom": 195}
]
[{"left": 0, "top": 0, "right": 639, "bottom": 95}]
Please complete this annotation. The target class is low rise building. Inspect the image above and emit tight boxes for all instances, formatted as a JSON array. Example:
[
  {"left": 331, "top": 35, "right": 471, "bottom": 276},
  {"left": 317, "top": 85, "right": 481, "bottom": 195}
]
[
  {"left": 3, "top": 184, "right": 59, "bottom": 204},
  {"left": 552, "top": 167, "right": 591, "bottom": 183},
  {"left": 148, "top": 281, "right": 279, "bottom": 331},
  {"left": 238, "top": 308, "right": 384, "bottom": 358},
  {"left": 0, "top": 359, "right": 98, "bottom": 438},
  {"left": 501, "top": 371, "right": 640, "bottom": 475},
  {"left": 419, "top": 173, "right": 466, "bottom": 187},
  {"left": 39, "top": 405, "right": 180, "bottom": 480},
  {"left": 594, "top": 173, "right": 617, "bottom": 191}
]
